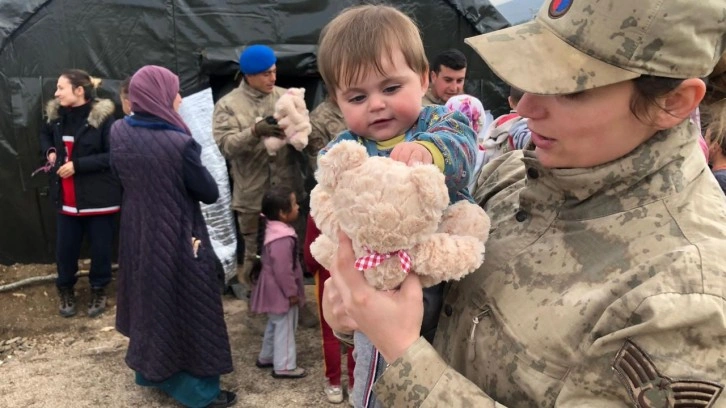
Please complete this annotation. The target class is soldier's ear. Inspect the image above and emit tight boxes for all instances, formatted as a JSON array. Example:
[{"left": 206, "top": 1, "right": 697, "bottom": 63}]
[{"left": 651, "top": 78, "right": 706, "bottom": 130}]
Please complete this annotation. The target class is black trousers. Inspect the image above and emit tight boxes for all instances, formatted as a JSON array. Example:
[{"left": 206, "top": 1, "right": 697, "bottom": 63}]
[{"left": 55, "top": 213, "right": 115, "bottom": 289}]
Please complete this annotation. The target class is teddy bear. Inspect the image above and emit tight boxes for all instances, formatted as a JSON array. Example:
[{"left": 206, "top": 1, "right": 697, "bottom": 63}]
[
  {"left": 309, "top": 140, "right": 491, "bottom": 290},
  {"left": 262, "top": 87, "right": 312, "bottom": 155}
]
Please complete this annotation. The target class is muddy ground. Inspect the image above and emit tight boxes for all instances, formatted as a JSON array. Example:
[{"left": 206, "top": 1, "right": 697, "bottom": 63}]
[{"left": 0, "top": 263, "right": 346, "bottom": 408}]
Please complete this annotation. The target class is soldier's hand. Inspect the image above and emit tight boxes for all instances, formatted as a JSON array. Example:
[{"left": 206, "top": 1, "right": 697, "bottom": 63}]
[
  {"left": 254, "top": 117, "right": 284, "bottom": 138},
  {"left": 323, "top": 270, "right": 358, "bottom": 334},
  {"left": 327, "top": 232, "right": 423, "bottom": 363},
  {"left": 390, "top": 142, "right": 434, "bottom": 166}
]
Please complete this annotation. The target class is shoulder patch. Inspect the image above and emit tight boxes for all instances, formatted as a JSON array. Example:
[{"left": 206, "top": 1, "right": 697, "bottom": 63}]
[
  {"left": 612, "top": 339, "right": 723, "bottom": 408},
  {"left": 548, "top": 0, "right": 573, "bottom": 19}
]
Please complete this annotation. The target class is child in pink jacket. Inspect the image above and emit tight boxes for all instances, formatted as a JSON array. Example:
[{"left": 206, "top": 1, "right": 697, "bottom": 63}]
[{"left": 249, "top": 186, "right": 306, "bottom": 379}]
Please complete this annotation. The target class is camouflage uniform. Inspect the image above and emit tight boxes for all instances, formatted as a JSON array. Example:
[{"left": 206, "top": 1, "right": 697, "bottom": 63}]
[
  {"left": 421, "top": 89, "right": 444, "bottom": 106},
  {"left": 213, "top": 81, "right": 304, "bottom": 283},
  {"left": 367, "top": 0, "right": 726, "bottom": 405},
  {"left": 374, "top": 121, "right": 726, "bottom": 407},
  {"left": 306, "top": 99, "right": 346, "bottom": 171}
]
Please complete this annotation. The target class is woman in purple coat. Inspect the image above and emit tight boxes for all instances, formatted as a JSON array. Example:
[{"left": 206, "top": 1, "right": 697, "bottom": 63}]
[
  {"left": 110, "top": 65, "right": 235, "bottom": 408},
  {"left": 249, "top": 186, "right": 307, "bottom": 379}
]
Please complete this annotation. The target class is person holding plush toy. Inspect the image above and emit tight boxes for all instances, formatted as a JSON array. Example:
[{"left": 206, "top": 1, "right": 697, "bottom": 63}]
[
  {"left": 249, "top": 186, "right": 307, "bottom": 380},
  {"left": 323, "top": 0, "right": 726, "bottom": 406},
  {"left": 212, "top": 45, "right": 306, "bottom": 293},
  {"left": 316, "top": 5, "right": 477, "bottom": 407}
]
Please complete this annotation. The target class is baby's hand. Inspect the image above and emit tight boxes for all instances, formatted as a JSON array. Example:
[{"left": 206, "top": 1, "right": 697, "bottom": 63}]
[{"left": 390, "top": 142, "right": 433, "bottom": 166}]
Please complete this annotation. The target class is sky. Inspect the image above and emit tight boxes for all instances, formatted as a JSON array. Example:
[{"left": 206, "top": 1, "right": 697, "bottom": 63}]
[{"left": 489, "top": 0, "right": 544, "bottom": 24}]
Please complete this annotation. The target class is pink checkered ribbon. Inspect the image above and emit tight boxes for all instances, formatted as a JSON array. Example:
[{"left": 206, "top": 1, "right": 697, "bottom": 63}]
[{"left": 354, "top": 248, "right": 412, "bottom": 274}]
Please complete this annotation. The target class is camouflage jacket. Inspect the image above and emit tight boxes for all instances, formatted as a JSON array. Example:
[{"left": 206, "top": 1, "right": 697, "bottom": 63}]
[
  {"left": 212, "top": 82, "right": 304, "bottom": 213},
  {"left": 375, "top": 121, "right": 726, "bottom": 407},
  {"left": 422, "top": 89, "right": 445, "bottom": 106},
  {"left": 307, "top": 99, "right": 346, "bottom": 171}
]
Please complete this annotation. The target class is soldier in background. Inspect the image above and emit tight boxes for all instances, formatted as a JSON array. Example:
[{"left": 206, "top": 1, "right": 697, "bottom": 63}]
[
  {"left": 422, "top": 48, "right": 467, "bottom": 106},
  {"left": 323, "top": 0, "right": 726, "bottom": 406},
  {"left": 213, "top": 45, "right": 302, "bottom": 289},
  {"left": 306, "top": 97, "right": 346, "bottom": 172}
]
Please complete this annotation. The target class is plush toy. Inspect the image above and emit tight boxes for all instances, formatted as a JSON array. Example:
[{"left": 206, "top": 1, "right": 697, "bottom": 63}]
[
  {"left": 309, "top": 141, "right": 491, "bottom": 290},
  {"left": 262, "top": 87, "right": 312, "bottom": 155}
]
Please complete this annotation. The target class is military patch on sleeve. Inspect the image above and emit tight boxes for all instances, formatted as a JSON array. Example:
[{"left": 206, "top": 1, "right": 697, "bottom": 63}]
[{"left": 612, "top": 339, "right": 724, "bottom": 408}]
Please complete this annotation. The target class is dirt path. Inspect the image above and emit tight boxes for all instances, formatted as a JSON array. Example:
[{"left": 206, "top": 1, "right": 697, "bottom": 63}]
[{"left": 0, "top": 264, "right": 341, "bottom": 408}]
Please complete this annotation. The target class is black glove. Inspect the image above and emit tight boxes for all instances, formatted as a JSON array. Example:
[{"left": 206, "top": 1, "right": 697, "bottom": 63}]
[{"left": 254, "top": 116, "right": 284, "bottom": 138}]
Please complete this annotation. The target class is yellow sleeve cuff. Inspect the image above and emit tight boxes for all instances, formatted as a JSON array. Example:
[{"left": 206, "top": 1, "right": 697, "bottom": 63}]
[{"left": 414, "top": 141, "right": 445, "bottom": 172}]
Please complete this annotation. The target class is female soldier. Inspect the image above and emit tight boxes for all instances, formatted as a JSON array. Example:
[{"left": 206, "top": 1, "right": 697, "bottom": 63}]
[
  {"left": 39, "top": 69, "right": 120, "bottom": 318},
  {"left": 323, "top": 0, "right": 726, "bottom": 406}
]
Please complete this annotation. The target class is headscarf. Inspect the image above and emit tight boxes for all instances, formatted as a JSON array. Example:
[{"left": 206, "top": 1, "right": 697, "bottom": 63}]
[
  {"left": 445, "top": 94, "right": 491, "bottom": 143},
  {"left": 128, "top": 65, "right": 190, "bottom": 134}
]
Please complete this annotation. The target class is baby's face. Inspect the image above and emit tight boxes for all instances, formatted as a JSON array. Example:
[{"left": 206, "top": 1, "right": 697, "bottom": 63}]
[{"left": 335, "top": 48, "right": 427, "bottom": 142}]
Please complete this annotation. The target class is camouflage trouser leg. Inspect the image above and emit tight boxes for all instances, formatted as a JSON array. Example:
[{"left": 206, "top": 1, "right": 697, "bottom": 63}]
[{"left": 236, "top": 211, "right": 260, "bottom": 286}]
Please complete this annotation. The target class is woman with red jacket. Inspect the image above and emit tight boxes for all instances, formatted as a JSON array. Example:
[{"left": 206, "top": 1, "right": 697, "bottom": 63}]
[{"left": 39, "top": 69, "right": 120, "bottom": 318}]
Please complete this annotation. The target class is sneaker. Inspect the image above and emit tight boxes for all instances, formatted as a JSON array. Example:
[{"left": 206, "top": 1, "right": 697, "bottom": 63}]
[
  {"left": 204, "top": 390, "right": 237, "bottom": 408},
  {"left": 271, "top": 367, "right": 306, "bottom": 379},
  {"left": 87, "top": 287, "right": 107, "bottom": 318},
  {"left": 57, "top": 286, "right": 77, "bottom": 317},
  {"left": 325, "top": 383, "right": 344, "bottom": 404}
]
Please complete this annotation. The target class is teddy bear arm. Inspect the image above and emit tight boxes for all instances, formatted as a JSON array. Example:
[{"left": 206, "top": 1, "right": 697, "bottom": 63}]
[
  {"left": 410, "top": 233, "right": 485, "bottom": 286},
  {"left": 310, "top": 234, "right": 337, "bottom": 272},
  {"left": 309, "top": 187, "right": 339, "bottom": 238},
  {"left": 437, "top": 201, "right": 491, "bottom": 243},
  {"left": 289, "top": 123, "right": 311, "bottom": 151}
]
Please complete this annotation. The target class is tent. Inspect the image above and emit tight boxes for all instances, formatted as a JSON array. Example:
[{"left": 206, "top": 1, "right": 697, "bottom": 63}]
[{"left": 0, "top": 0, "right": 515, "bottom": 264}]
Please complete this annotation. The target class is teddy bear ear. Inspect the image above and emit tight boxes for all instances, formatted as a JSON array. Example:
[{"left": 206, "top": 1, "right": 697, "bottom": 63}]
[
  {"left": 408, "top": 165, "right": 449, "bottom": 210},
  {"left": 315, "top": 141, "right": 368, "bottom": 189}
]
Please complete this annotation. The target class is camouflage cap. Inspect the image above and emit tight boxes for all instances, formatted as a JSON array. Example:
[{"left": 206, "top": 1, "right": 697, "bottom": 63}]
[{"left": 465, "top": 0, "right": 726, "bottom": 95}]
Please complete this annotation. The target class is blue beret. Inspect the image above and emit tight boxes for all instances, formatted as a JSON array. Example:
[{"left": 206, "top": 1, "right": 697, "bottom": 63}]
[{"left": 239, "top": 45, "right": 277, "bottom": 75}]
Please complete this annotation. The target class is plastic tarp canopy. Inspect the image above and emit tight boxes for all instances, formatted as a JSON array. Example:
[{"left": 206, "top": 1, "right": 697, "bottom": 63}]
[{"left": 0, "top": 0, "right": 512, "bottom": 264}]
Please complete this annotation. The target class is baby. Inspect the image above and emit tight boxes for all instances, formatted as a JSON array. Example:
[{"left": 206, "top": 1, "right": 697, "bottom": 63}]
[{"left": 316, "top": 5, "right": 478, "bottom": 407}]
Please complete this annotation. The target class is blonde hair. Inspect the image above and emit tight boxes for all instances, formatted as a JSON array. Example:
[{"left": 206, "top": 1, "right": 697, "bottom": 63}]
[
  {"left": 317, "top": 4, "right": 428, "bottom": 101},
  {"left": 702, "top": 67, "right": 726, "bottom": 151}
]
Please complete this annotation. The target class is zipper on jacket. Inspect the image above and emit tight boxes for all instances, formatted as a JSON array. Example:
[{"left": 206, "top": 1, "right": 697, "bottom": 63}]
[{"left": 468, "top": 306, "right": 491, "bottom": 344}]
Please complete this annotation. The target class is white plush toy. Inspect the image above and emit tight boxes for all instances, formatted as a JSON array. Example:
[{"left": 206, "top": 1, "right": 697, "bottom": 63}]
[{"left": 263, "top": 87, "right": 312, "bottom": 155}]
